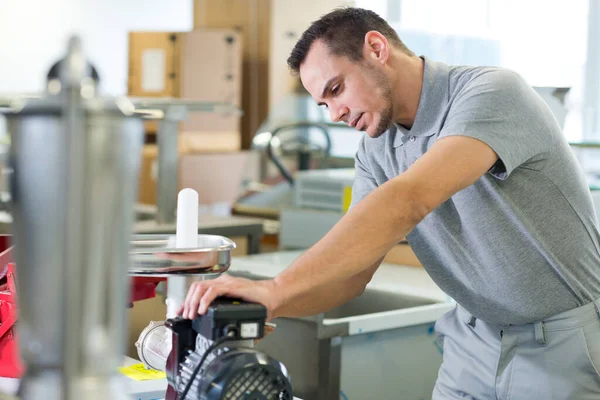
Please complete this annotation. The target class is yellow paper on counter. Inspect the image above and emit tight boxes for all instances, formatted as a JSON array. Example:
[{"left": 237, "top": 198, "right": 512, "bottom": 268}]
[{"left": 118, "top": 363, "right": 167, "bottom": 381}]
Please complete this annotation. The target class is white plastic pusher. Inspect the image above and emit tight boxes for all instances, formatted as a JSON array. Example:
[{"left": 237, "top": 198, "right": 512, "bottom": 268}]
[
  {"left": 175, "top": 188, "right": 199, "bottom": 248},
  {"left": 166, "top": 188, "right": 201, "bottom": 318}
]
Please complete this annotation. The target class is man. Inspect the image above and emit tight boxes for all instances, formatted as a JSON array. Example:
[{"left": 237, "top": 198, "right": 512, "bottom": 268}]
[{"left": 180, "top": 7, "right": 600, "bottom": 399}]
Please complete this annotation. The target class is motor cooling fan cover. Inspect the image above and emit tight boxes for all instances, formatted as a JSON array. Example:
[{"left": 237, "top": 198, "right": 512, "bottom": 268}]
[{"left": 181, "top": 348, "right": 293, "bottom": 400}]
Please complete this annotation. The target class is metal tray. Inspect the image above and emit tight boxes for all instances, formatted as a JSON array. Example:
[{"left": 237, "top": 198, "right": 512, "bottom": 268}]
[{"left": 128, "top": 234, "right": 236, "bottom": 277}]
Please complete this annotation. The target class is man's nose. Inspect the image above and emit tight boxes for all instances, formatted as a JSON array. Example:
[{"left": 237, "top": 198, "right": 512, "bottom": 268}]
[{"left": 329, "top": 104, "right": 349, "bottom": 123}]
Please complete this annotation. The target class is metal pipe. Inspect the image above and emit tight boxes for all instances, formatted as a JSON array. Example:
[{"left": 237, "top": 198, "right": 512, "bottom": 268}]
[
  {"left": 156, "top": 105, "right": 187, "bottom": 224},
  {"left": 61, "top": 37, "right": 88, "bottom": 399}
]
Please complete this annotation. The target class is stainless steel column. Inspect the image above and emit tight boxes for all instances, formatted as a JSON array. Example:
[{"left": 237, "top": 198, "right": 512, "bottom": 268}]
[{"left": 156, "top": 105, "right": 187, "bottom": 225}]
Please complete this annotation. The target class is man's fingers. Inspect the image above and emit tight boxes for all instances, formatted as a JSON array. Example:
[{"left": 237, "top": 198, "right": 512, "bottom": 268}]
[
  {"left": 264, "top": 325, "right": 275, "bottom": 335},
  {"left": 182, "top": 281, "right": 200, "bottom": 318},
  {"left": 187, "top": 283, "right": 207, "bottom": 319},
  {"left": 198, "top": 285, "right": 230, "bottom": 315},
  {"left": 254, "top": 324, "right": 276, "bottom": 345},
  {"left": 198, "top": 286, "right": 219, "bottom": 315},
  {"left": 180, "top": 275, "right": 252, "bottom": 320}
]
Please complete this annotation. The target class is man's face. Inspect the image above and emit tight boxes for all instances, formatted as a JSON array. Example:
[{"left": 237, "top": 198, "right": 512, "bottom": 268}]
[{"left": 299, "top": 40, "right": 394, "bottom": 138}]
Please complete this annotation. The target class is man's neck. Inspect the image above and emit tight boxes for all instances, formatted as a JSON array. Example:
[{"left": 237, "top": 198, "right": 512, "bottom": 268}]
[{"left": 391, "top": 54, "right": 424, "bottom": 129}]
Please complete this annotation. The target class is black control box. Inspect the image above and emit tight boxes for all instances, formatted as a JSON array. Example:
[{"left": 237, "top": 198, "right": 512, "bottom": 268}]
[{"left": 192, "top": 297, "right": 267, "bottom": 341}]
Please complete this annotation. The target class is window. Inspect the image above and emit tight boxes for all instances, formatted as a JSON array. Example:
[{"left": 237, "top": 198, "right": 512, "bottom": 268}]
[{"left": 356, "top": 0, "right": 590, "bottom": 142}]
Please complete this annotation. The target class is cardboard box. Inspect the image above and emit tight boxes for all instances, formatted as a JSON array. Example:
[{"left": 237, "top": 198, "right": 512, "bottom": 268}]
[
  {"left": 138, "top": 144, "right": 159, "bottom": 205},
  {"left": 128, "top": 30, "right": 242, "bottom": 147},
  {"left": 180, "top": 131, "right": 241, "bottom": 153},
  {"left": 137, "top": 143, "right": 254, "bottom": 206},
  {"left": 128, "top": 32, "right": 181, "bottom": 98},
  {"left": 179, "top": 151, "right": 251, "bottom": 206},
  {"left": 193, "top": 0, "right": 271, "bottom": 149},
  {"left": 179, "top": 30, "right": 242, "bottom": 136}
]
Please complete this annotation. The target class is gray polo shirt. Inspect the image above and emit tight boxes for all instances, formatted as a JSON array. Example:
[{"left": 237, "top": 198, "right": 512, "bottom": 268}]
[{"left": 351, "top": 57, "right": 600, "bottom": 325}]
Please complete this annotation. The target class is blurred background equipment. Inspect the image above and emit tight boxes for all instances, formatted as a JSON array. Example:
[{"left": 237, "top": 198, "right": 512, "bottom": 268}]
[{"left": 233, "top": 90, "right": 355, "bottom": 220}]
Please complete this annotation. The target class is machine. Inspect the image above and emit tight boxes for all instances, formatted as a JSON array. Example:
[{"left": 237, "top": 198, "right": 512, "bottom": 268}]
[
  {"left": 232, "top": 91, "right": 359, "bottom": 220},
  {"left": 165, "top": 298, "right": 292, "bottom": 400},
  {"left": 278, "top": 168, "right": 355, "bottom": 250},
  {"left": 0, "top": 36, "right": 294, "bottom": 400},
  {"left": 129, "top": 189, "right": 295, "bottom": 400}
]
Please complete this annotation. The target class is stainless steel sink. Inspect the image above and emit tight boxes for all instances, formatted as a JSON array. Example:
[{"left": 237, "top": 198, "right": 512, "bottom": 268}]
[
  {"left": 249, "top": 279, "right": 451, "bottom": 400},
  {"left": 323, "top": 288, "right": 437, "bottom": 319},
  {"left": 227, "top": 268, "right": 446, "bottom": 335},
  {"left": 227, "top": 269, "right": 439, "bottom": 320},
  {"left": 227, "top": 253, "right": 454, "bottom": 400}
]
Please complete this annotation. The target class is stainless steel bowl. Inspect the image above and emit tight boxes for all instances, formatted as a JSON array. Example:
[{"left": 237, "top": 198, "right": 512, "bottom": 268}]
[{"left": 129, "top": 234, "right": 236, "bottom": 276}]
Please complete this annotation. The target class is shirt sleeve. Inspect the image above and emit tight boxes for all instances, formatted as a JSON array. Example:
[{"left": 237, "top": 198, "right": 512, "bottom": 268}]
[
  {"left": 350, "top": 136, "right": 378, "bottom": 210},
  {"left": 438, "top": 69, "right": 558, "bottom": 180}
]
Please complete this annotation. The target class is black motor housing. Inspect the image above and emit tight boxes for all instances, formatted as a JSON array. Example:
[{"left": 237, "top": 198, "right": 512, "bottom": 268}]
[{"left": 165, "top": 297, "right": 292, "bottom": 400}]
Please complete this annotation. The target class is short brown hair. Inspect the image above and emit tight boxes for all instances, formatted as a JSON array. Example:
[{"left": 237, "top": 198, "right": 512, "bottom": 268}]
[{"left": 287, "top": 7, "right": 413, "bottom": 75}]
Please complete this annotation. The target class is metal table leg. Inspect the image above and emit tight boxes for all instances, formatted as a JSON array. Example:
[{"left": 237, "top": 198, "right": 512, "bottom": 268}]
[{"left": 156, "top": 105, "right": 187, "bottom": 225}]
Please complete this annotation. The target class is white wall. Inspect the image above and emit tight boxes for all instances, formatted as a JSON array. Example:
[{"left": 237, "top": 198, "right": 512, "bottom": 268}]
[{"left": 0, "top": 0, "right": 193, "bottom": 96}]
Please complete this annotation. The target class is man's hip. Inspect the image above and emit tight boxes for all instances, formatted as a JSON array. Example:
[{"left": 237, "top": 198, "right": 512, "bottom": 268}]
[{"left": 432, "top": 298, "right": 600, "bottom": 400}]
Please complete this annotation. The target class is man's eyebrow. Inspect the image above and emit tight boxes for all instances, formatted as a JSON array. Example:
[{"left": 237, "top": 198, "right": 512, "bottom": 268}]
[
  {"left": 317, "top": 75, "right": 339, "bottom": 107},
  {"left": 321, "top": 76, "right": 339, "bottom": 99}
]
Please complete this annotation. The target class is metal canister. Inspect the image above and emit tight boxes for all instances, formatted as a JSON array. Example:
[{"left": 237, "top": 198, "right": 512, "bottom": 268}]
[{"left": 2, "top": 37, "right": 143, "bottom": 399}]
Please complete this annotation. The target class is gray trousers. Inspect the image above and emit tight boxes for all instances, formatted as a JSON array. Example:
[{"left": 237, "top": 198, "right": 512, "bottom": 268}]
[{"left": 432, "top": 298, "right": 600, "bottom": 400}]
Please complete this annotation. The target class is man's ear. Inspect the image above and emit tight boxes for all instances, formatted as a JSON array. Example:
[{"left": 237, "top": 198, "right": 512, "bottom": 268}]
[{"left": 363, "top": 30, "right": 389, "bottom": 64}]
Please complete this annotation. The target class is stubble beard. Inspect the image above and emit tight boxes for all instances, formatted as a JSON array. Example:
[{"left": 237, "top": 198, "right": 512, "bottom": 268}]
[{"left": 363, "top": 63, "right": 394, "bottom": 138}]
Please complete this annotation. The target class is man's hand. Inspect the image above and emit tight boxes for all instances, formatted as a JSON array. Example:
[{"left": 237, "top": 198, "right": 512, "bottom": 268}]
[
  {"left": 177, "top": 257, "right": 381, "bottom": 322},
  {"left": 177, "top": 274, "right": 279, "bottom": 320}
]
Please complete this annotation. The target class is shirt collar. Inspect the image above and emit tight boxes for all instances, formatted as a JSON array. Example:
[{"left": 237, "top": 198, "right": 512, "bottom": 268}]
[{"left": 393, "top": 56, "right": 450, "bottom": 147}]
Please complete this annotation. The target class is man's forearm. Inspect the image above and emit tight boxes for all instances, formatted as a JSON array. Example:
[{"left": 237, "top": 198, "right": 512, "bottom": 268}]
[
  {"left": 271, "top": 177, "right": 428, "bottom": 317},
  {"left": 271, "top": 258, "right": 382, "bottom": 319},
  {"left": 184, "top": 136, "right": 493, "bottom": 321}
]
